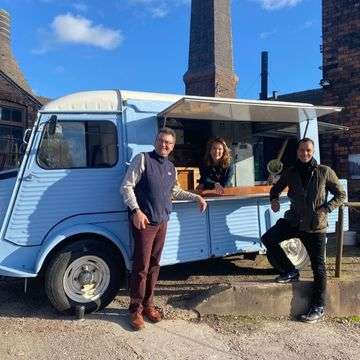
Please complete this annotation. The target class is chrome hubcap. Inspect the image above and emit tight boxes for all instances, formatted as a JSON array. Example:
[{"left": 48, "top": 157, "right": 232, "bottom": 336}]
[
  {"left": 63, "top": 256, "right": 110, "bottom": 303},
  {"left": 281, "top": 238, "right": 309, "bottom": 268}
]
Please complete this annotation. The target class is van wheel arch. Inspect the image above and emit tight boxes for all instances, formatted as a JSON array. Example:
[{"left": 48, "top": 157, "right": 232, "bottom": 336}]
[
  {"left": 40, "top": 233, "right": 126, "bottom": 275},
  {"left": 42, "top": 234, "right": 126, "bottom": 314}
]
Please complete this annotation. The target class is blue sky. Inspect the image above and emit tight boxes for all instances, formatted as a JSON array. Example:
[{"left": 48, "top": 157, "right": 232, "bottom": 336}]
[{"left": 1, "top": 0, "right": 322, "bottom": 100}]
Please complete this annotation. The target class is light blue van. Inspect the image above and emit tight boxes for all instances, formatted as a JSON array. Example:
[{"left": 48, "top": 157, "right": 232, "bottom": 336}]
[{"left": 0, "top": 90, "right": 348, "bottom": 313}]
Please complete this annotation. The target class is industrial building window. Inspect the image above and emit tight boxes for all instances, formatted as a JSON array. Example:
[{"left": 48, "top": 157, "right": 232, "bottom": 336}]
[
  {"left": 0, "top": 106, "right": 23, "bottom": 123},
  {"left": 0, "top": 125, "right": 24, "bottom": 170},
  {"left": 37, "top": 120, "right": 118, "bottom": 169}
]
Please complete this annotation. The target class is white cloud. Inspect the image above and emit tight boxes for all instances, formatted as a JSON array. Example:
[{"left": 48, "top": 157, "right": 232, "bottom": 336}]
[
  {"left": 54, "top": 65, "right": 65, "bottom": 74},
  {"left": 33, "top": 13, "right": 123, "bottom": 54},
  {"left": 32, "top": 28, "right": 56, "bottom": 55},
  {"left": 259, "top": 29, "right": 277, "bottom": 39},
  {"left": 52, "top": 13, "right": 123, "bottom": 50},
  {"left": 151, "top": 7, "right": 168, "bottom": 18},
  {"left": 299, "top": 20, "right": 313, "bottom": 29},
  {"left": 72, "top": 2, "right": 88, "bottom": 12},
  {"left": 127, "top": 0, "right": 189, "bottom": 18},
  {"left": 255, "top": 0, "right": 303, "bottom": 10}
]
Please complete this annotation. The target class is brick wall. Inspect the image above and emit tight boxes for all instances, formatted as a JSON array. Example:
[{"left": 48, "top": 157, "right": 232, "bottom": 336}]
[{"left": 321, "top": 0, "right": 360, "bottom": 205}]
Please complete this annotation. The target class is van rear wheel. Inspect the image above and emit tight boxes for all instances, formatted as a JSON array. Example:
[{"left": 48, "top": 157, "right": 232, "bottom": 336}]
[
  {"left": 44, "top": 239, "right": 124, "bottom": 314},
  {"left": 266, "top": 238, "right": 310, "bottom": 272}
]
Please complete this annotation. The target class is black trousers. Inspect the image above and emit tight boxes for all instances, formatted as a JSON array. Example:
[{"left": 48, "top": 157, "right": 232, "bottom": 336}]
[{"left": 261, "top": 219, "right": 327, "bottom": 307}]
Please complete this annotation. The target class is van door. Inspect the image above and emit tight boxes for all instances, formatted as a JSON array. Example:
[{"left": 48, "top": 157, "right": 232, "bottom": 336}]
[
  {"left": 0, "top": 123, "right": 28, "bottom": 235},
  {"left": 4, "top": 113, "right": 125, "bottom": 246},
  {"left": 0, "top": 170, "right": 18, "bottom": 231}
]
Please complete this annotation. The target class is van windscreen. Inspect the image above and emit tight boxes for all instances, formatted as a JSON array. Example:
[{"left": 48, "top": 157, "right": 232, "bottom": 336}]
[{"left": 37, "top": 120, "right": 118, "bottom": 169}]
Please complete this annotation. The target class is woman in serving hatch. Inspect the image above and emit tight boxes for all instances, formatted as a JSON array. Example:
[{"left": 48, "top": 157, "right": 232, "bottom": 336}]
[{"left": 197, "top": 137, "right": 234, "bottom": 195}]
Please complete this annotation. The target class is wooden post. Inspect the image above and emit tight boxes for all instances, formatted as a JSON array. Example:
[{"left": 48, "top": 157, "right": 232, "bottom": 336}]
[{"left": 335, "top": 205, "right": 344, "bottom": 278}]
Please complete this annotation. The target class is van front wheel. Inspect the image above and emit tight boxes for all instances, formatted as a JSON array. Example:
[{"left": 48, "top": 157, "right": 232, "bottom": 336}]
[{"left": 44, "top": 239, "right": 123, "bottom": 314}]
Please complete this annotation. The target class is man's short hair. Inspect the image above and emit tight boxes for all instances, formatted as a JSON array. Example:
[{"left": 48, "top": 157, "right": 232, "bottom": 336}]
[
  {"left": 297, "top": 137, "right": 314, "bottom": 148},
  {"left": 158, "top": 127, "right": 176, "bottom": 142}
]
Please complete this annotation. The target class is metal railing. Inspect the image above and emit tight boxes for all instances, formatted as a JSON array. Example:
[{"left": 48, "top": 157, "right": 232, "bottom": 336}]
[{"left": 335, "top": 202, "right": 360, "bottom": 278}]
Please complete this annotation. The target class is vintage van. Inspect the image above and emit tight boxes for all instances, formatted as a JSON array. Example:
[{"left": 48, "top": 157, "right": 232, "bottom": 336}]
[{"left": 0, "top": 90, "right": 348, "bottom": 313}]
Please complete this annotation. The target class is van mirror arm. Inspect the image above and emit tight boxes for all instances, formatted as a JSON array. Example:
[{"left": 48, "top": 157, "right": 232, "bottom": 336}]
[
  {"left": 22, "top": 128, "right": 32, "bottom": 144},
  {"left": 48, "top": 115, "right": 58, "bottom": 136}
]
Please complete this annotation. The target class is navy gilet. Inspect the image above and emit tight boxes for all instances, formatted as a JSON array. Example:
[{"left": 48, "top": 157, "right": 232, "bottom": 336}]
[{"left": 134, "top": 151, "right": 176, "bottom": 225}]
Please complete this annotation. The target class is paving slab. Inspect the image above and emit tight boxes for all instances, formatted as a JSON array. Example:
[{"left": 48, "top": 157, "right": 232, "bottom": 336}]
[
  {"left": 192, "top": 279, "right": 360, "bottom": 317},
  {"left": 151, "top": 235, "right": 360, "bottom": 318}
]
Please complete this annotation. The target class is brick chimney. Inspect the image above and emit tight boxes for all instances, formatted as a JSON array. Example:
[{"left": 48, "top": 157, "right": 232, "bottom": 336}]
[
  {"left": 0, "top": 9, "right": 32, "bottom": 93},
  {"left": 183, "top": 0, "right": 238, "bottom": 98}
]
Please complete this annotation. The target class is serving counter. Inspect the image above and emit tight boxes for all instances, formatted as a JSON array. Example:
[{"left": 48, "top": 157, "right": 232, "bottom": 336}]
[{"left": 162, "top": 186, "right": 288, "bottom": 266}]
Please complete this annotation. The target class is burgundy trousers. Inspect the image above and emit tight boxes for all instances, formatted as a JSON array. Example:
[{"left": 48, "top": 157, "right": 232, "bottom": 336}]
[{"left": 129, "top": 222, "right": 167, "bottom": 314}]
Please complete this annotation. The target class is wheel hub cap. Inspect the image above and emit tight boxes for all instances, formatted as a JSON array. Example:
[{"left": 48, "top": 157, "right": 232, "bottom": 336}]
[
  {"left": 78, "top": 269, "right": 94, "bottom": 286},
  {"left": 63, "top": 256, "right": 111, "bottom": 303},
  {"left": 281, "top": 238, "right": 309, "bottom": 268}
]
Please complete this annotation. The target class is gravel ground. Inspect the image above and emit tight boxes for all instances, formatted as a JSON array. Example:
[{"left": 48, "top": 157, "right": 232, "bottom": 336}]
[
  {"left": 0, "top": 280, "right": 359, "bottom": 360},
  {"left": 0, "top": 277, "right": 359, "bottom": 360},
  {"left": 0, "top": 237, "right": 359, "bottom": 360}
]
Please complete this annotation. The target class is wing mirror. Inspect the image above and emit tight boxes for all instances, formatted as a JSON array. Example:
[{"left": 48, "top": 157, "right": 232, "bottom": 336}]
[
  {"left": 22, "top": 128, "right": 32, "bottom": 144},
  {"left": 48, "top": 115, "right": 58, "bottom": 136}
]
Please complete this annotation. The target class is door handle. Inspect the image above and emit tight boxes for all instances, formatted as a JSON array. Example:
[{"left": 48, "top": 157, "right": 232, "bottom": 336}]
[
  {"left": 23, "top": 173, "right": 36, "bottom": 181},
  {"left": 23, "top": 174, "right": 33, "bottom": 181}
]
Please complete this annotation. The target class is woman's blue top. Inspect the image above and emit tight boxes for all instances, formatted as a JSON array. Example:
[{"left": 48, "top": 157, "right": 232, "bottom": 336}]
[{"left": 198, "top": 162, "right": 235, "bottom": 189}]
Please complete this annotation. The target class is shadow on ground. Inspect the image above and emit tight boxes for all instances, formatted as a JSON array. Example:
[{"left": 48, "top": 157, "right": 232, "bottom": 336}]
[
  {"left": 158, "top": 256, "right": 277, "bottom": 281},
  {"left": 0, "top": 236, "right": 359, "bottom": 322}
]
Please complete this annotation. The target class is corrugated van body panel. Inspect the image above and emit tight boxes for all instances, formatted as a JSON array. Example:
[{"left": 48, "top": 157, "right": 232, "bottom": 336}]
[
  {"left": 208, "top": 199, "right": 261, "bottom": 257},
  {"left": 123, "top": 99, "right": 174, "bottom": 161},
  {"left": 160, "top": 202, "right": 210, "bottom": 265},
  {"left": 258, "top": 198, "right": 290, "bottom": 236},
  {"left": 6, "top": 170, "right": 124, "bottom": 245},
  {"left": 5, "top": 114, "right": 126, "bottom": 246}
]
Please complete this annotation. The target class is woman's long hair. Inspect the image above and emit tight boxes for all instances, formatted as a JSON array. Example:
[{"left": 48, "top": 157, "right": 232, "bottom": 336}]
[{"left": 204, "top": 137, "right": 232, "bottom": 168}]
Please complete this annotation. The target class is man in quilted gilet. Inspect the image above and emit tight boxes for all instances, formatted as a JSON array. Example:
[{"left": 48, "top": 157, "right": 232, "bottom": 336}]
[{"left": 121, "top": 127, "right": 207, "bottom": 330}]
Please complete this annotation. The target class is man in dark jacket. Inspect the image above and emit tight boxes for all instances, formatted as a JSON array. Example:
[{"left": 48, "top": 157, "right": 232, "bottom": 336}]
[
  {"left": 121, "top": 127, "right": 207, "bottom": 330},
  {"left": 261, "top": 138, "right": 346, "bottom": 323}
]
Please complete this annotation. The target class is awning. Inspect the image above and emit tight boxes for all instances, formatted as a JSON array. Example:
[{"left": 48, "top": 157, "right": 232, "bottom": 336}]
[
  {"left": 158, "top": 97, "right": 342, "bottom": 123},
  {"left": 253, "top": 121, "right": 349, "bottom": 138},
  {"left": 318, "top": 121, "right": 349, "bottom": 134}
]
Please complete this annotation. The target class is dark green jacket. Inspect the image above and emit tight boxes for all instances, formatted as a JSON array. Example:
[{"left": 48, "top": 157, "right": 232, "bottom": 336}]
[{"left": 270, "top": 161, "right": 346, "bottom": 233}]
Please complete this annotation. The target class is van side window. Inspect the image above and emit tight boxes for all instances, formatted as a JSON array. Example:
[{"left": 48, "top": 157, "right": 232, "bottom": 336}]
[{"left": 37, "top": 121, "right": 118, "bottom": 169}]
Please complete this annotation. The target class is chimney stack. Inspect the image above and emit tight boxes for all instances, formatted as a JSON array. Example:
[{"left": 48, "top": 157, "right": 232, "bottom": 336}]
[
  {"left": 0, "top": 9, "right": 32, "bottom": 93},
  {"left": 183, "top": 0, "right": 238, "bottom": 98},
  {"left": 0, "top": 9, "right": 11, "bottom": 40},
  {"left": 259, "top": 51, "right": 268, "bottom": 100}
]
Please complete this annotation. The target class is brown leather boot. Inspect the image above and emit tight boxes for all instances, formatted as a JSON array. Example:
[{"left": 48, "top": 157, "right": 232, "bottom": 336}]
[
  {"left": 129, "top": 312, "right": 145, "bottom": 331},
  {"left": 143, "top": 306, "right": 163, "bottom": 323}
]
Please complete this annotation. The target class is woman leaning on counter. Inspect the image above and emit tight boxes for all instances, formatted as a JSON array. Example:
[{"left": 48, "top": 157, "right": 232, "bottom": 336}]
[{"left": 198, "top": 137, "right": 234, "bottom": 195}]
